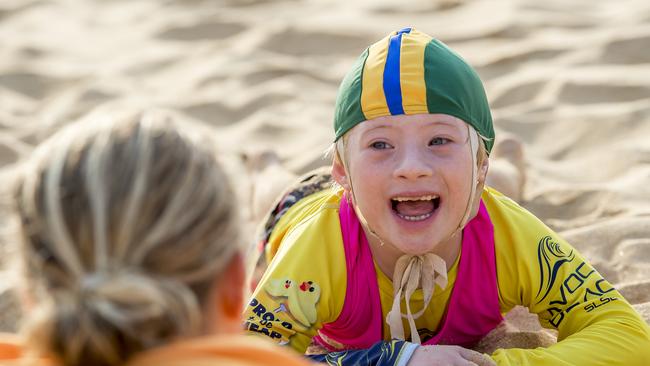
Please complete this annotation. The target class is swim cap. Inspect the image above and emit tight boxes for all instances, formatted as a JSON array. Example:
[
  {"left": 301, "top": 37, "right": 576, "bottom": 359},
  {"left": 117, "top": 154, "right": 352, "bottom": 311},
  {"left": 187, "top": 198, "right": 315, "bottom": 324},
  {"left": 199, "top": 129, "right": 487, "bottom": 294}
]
[{"left": 333, "top": 27, "right": 495, "bottom": 153}]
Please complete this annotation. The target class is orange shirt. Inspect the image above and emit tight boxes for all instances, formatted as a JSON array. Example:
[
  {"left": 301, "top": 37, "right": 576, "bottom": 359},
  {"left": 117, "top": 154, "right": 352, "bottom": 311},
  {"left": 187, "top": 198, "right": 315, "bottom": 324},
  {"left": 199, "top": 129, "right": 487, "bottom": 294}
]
[
  {"left": 0, "top": 333, "right": 313, "bottom": 366},
  {"left": 128, "top": 335, "right": 314, "bottom": 366},
  {"left": 0, "top": 334, "right": 21, "bottom": 360},
  {"left": 0, "top": 333, "right": 54, "bottom": 366}
]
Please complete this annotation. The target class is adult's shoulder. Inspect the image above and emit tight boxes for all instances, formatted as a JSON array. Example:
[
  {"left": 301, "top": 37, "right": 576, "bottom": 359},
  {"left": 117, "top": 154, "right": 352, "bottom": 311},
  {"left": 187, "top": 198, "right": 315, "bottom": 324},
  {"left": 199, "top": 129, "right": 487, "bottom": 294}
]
[{"left": 127, "top": 335, "right": 313, "bottom": 366}]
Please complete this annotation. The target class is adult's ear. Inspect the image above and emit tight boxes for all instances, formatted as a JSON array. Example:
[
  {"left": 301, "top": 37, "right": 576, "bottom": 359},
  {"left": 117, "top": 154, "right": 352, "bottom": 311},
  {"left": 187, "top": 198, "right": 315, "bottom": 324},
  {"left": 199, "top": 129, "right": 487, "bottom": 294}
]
[
  {"left": 331, "top": 155, "right": 351, "bottom": 191},
  {"left": 206, "top": 253, "right": 245, "bottom": 334}
]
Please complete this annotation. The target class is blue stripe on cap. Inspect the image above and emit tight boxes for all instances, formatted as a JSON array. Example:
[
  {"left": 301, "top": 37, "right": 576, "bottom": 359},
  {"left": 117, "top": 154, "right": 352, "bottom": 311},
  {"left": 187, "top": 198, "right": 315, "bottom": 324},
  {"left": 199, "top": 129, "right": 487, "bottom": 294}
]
[{"left": 383, "top": 27, "right": 411, "bottom": 115}]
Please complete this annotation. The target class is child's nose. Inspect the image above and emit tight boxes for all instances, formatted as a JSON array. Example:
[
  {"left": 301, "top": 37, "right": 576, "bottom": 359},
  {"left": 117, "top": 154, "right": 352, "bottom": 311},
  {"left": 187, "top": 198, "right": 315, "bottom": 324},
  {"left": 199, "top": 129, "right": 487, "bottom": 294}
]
[{"left": 393, "top": 148, "right": 433, "bottom": 180}]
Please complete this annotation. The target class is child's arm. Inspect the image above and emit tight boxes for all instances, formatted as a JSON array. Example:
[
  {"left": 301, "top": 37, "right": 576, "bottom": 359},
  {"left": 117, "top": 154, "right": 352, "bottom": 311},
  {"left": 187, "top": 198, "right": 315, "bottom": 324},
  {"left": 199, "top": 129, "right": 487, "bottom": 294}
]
[
  {"left": 243, "top": 205, "right": 347, "bottom": 353},
  {"left": 308, "top": 341, "right": 494, "bottom": 366},
  {"left": 307, "top": 340, "right": 418, "bottom": 366},
  {"left": 488, "top": 193, "right": 650, "bottom": 365}
]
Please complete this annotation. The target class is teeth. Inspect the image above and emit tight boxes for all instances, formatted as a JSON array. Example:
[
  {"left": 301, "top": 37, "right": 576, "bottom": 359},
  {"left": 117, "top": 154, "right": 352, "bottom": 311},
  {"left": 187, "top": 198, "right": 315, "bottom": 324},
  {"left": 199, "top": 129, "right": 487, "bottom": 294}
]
[
  {"left": 396, "top": 212, "right": 433, "bottom": 221},
  {"left": 393, "top": 195, "right": 439, "bottom": 202}
]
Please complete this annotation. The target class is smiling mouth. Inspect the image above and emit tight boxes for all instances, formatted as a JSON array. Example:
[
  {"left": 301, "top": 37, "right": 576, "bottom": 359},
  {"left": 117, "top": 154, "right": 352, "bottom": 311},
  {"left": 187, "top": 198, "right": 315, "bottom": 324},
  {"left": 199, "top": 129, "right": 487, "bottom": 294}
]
[{"left": 391, "top": 195, "right": 441, "bottom": 222}]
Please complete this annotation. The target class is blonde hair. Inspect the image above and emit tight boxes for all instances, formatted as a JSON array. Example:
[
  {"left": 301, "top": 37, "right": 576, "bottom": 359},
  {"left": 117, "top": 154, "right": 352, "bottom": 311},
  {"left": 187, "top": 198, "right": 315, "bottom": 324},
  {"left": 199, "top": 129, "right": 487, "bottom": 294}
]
[{"left": 12, "top": 111, "right": 240, "bottom": 366}]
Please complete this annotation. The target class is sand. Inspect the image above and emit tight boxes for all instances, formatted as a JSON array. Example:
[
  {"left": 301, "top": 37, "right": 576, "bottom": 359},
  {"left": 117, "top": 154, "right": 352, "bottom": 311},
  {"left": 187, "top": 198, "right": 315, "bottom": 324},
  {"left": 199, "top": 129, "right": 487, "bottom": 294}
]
[{"left": 0, "top": 0, "right": 649, "bottom": 354}]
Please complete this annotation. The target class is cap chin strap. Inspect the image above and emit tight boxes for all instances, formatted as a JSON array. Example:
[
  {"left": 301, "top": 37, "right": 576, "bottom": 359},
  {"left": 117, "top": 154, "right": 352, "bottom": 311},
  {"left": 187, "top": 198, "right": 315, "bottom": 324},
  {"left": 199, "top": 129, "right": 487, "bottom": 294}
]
[
  {"left": 342, "top": 125, "right": 480, "bottom": 343},
  {"left": 385, "top": 253, "right": 447, "bottom": 343},
  {"left": 454, "top": 124, "right": 481, "bottom": 233}
]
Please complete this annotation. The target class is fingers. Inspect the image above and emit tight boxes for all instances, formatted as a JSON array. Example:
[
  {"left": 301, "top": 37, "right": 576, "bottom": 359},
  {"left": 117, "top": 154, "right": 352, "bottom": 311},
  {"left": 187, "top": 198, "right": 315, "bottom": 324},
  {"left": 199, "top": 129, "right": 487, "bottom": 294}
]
[
  {"left": 458, "top": 347, "right": 496, "bottom": 366},
  {"left": 472, "top": 354, "right": 496, "bottom": 366},
  {"left": 458, "top": 361, "right": 479, "bottom": 366},
  {"left": 406, "top": 345, "right": 495, "bottom": 366}
]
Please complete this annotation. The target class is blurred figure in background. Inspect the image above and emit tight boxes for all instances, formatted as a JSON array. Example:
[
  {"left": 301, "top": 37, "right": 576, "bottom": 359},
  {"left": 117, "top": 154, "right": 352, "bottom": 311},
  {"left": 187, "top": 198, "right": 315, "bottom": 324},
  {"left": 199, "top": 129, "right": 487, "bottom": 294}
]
[{"left": 0, "top": 111, "right": 312, "bottom": 366}]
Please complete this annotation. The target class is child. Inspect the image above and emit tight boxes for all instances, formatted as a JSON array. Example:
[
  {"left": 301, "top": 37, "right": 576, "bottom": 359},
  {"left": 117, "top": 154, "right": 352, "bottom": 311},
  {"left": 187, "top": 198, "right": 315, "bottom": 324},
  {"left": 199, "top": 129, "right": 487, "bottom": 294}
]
[
  {"left": 0, "top": 111, "right": 312, "bottom": 366},
  {"left": 243, "top": 28, "right": 650, "bottom": 365}
]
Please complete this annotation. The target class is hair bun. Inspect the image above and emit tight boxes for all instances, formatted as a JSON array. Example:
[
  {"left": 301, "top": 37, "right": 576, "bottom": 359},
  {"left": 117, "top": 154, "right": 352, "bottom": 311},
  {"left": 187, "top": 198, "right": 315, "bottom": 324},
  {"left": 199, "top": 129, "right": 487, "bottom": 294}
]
[
  {"left": 28, "top": 270, "right": 201, "bottom": 366},
  {"left": 84, "top": 270, "right": 201, "bottom": 334}
]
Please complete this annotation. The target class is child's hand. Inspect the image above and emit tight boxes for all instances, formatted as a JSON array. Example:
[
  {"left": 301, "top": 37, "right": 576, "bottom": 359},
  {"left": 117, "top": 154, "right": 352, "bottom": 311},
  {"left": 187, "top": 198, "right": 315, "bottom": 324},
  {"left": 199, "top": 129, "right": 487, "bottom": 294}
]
[{"left": 407, "top": 345, "right": 496, "bottom": 366}]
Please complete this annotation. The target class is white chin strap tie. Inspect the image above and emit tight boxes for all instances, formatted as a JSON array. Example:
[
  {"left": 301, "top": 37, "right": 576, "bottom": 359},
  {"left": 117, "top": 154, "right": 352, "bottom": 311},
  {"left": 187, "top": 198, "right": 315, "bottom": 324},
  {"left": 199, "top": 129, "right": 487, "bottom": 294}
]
[{"left": 386, "top": 253, "right": 448, "bottom": 344}]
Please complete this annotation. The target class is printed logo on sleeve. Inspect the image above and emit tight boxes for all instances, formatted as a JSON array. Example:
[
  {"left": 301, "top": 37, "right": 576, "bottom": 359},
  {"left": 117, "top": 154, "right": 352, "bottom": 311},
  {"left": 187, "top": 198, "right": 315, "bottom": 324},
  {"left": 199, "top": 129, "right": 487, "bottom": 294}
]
[{"left": 535, "top": 236, "right": 618, "bottom": 327}]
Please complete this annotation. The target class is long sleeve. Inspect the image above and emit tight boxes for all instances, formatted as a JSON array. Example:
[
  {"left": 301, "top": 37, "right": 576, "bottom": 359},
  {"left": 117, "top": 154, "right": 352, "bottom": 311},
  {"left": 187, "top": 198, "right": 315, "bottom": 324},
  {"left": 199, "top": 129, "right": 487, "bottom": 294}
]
[
  {"left": 485, "top": 189, "right": 650, "bottom": 365},
  {"left": 243, "top": 193, "right": 348, "bottom": 353}
]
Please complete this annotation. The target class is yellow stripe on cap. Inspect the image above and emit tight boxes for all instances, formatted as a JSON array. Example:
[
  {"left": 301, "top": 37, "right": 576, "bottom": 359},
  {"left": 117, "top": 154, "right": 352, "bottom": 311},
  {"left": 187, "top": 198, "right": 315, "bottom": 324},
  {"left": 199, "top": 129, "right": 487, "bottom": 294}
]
[
  {"left": 400, "top": 29, "right": 431, "bottom": 114},
  {"left": 360, "top": 34, "right": 391, "bottom": 120}
]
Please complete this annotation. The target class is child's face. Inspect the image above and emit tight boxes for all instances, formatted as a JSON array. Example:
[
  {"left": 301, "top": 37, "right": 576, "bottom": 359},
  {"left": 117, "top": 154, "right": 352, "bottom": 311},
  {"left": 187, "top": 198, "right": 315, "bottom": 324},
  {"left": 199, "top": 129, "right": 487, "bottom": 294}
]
[{"left": 333, "top": 113, "right": 480, "bottom": 255}]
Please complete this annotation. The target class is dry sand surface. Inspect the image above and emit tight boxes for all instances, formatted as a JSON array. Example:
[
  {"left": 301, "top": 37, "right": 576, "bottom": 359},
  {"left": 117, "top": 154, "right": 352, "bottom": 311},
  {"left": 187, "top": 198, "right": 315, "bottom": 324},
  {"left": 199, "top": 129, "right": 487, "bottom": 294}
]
[{"left": 1, "top": 0, "right": 649, "bottom": 354}]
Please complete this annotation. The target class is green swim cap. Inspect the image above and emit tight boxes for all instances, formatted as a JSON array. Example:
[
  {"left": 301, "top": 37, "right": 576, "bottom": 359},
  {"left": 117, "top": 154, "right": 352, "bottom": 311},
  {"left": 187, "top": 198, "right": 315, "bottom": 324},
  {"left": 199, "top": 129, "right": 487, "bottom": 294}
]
[{"left": 333, "top": 27, "right": 495, "bottom": 153}]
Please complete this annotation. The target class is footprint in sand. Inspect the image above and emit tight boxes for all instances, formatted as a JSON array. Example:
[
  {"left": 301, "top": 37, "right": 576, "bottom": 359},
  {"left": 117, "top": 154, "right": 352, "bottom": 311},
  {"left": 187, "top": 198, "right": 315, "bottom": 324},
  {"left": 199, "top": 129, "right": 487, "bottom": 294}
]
[
  {"left": 618, "top": 280, "right": 650, "bottom": 305},
  {"left": 476, "top": 49, "right": 566, "bottom": 80},
  {"left": 0, "top": 139, "right": 26, "bottom": 166},
  {"left": 601, "top": 35, "right": 650, "bottom": 65},
  {"left": 369, "top": 0, "right": 464, "bottom": 14},
  {"left": 558, "top": 82, "right": 650, "bottom": 105},
  {"left": 486, "top": 133, "right": 526, "bottom": 203},
  {"left": 181, "top": 93, "right": 291, "bottom": 126},
  {"left": 0, "top": 71, "right": 66, "bottom": 100},
  {"left": 242, "top": 68, "right": 339, "bottom": 86},
  {"left": 491, "top": 80, "right": 546, "bottom": 108},
  {"left": 262, "top": 29, "right": 372, "bottom": 56},
  {"left": 156, "top": 21, "right": 246, "bottom": 41},
  {"left": 0, "top": 0, "right": 47, "bottom": 22}
]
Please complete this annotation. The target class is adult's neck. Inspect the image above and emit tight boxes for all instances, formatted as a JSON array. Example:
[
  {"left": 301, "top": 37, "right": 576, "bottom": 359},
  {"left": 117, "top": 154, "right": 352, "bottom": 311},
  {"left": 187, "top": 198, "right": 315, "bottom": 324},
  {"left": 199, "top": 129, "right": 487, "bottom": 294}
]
[{"left": 365, "top": 227, "right": 463, "bottom": 279}]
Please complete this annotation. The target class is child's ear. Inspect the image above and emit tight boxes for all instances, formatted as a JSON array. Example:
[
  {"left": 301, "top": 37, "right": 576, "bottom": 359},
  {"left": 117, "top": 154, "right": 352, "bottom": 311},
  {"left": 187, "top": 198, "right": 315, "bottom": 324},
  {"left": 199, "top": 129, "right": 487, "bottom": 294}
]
[
  {"left": 331, "top": 156, "right": 351, "bottom": 191},
  {"left": 478, "top": 157, "right": 489, "bottom": 185}
]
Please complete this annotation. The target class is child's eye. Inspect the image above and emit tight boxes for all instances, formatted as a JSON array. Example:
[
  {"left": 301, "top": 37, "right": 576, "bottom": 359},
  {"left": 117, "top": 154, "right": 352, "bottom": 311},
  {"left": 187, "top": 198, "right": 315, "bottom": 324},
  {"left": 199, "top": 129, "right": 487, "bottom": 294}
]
[
  {"left": 370, "top": 141, "right": 392, "bottom": 149},
  {"left": 429, "top": 137, "right": 450, "bottom": 146}
]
